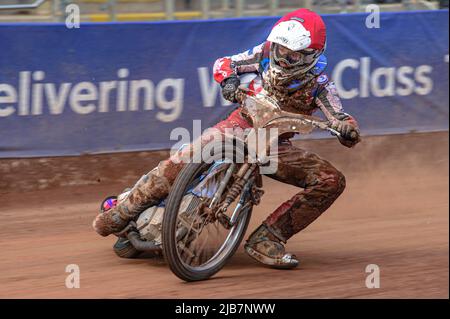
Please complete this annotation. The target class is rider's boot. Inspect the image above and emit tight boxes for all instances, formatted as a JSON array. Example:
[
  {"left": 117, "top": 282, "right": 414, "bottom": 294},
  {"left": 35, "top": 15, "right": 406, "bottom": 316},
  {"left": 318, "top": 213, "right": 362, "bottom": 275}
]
[
  {"left": 93, "top": 172, "right": 171, "bottom": 237},
  {"left": 244, "top": 224, "right": 299, "bottom": 269}
]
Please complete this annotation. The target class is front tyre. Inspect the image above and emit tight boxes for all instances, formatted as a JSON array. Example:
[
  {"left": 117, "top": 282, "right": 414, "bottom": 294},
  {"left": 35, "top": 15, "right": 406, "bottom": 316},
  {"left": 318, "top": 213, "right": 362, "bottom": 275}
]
[{"left": 162, "top": 161, "right": 252, "bottom": 282}]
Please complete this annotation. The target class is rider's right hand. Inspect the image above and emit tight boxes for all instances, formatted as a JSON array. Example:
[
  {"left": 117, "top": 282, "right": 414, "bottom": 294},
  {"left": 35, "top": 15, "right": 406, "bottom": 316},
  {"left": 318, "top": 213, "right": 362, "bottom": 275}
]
[{"left": 220, "top": 76, "right": 241, "bottom": 103}]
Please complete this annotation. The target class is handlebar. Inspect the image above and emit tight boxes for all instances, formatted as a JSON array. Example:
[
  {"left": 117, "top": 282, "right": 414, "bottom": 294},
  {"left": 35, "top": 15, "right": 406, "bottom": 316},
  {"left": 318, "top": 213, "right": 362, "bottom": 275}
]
[
  {"left": 235, "top": 87, "right": 361, "bottom": 141},
  {"left": 325, "top": 126, "right": 342, "bottom": 138}
]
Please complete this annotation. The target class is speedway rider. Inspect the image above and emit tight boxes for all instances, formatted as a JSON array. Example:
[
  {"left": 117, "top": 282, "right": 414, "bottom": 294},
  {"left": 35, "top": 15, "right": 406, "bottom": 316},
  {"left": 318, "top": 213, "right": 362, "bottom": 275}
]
[{"left": 93, "top": 8, "right": 361, "bottom": 269}]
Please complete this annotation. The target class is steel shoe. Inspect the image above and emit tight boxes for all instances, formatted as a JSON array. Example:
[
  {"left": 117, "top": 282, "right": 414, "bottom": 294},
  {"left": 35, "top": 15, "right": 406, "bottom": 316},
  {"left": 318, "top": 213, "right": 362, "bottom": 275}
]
[{"left": 244, "top": 224, "right": 299, "bottom": 269}]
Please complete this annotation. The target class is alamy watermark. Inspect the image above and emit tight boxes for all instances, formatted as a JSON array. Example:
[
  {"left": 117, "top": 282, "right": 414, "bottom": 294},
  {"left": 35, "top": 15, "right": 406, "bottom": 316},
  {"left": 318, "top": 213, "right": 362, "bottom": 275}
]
[
  {"left": 365, "top": 4, "right": 381, "bottom": 29},
  {"left": 65, "top": 264, "right": 80, "bottom": 288},
  {"left": 65, "top": 4, "right": 80, "bottom": 29},
  {"left": 365, "top": 264, "right": 380, "bottom": 289},
  {"left": 169, "top": 120, "right": 280, "bottom": 175}
]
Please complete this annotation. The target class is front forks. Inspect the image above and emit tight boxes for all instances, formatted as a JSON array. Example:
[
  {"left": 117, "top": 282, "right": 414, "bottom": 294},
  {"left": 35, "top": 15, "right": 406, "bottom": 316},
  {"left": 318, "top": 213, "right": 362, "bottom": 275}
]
[{"left": 214, "top": 163, "right": 263, "bottom": 229}]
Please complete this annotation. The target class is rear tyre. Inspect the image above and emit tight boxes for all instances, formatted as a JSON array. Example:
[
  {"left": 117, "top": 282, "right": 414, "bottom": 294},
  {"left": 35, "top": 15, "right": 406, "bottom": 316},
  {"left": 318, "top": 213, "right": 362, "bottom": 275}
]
[{"left": 113, "top": 238, "right": 141, "bottom": 259}]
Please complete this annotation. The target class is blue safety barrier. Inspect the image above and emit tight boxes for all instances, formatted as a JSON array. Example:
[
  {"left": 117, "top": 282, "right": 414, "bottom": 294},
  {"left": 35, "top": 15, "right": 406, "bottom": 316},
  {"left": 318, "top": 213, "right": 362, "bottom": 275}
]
[{"left": 0, "top": 10, "right": 448, "bottom": 157}]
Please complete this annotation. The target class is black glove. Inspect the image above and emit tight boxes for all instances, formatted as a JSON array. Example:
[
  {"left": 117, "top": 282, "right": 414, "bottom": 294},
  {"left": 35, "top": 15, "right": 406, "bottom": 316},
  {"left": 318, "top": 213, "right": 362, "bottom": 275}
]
[{"left": 220, "top": 76, "right": 240, "bottom": 103}]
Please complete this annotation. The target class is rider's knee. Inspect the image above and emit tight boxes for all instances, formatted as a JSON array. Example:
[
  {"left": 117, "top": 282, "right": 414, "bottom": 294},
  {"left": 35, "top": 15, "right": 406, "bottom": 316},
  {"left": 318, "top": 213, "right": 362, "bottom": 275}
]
[
  {"left": 335, "top": 170, "right": 346, "bottom": 195},
  {"left": 311, "top": 166, "right": 346, "bottom": 196},
  {"left": 328, "top": 168, "right": 346, "bottom": 196}
]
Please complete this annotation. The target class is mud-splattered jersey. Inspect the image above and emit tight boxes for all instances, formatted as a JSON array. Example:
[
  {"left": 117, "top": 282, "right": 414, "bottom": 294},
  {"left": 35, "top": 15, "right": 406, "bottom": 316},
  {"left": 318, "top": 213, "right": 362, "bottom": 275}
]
[{"left": 213, "top": 41, "right": 358, "bottom": 132}]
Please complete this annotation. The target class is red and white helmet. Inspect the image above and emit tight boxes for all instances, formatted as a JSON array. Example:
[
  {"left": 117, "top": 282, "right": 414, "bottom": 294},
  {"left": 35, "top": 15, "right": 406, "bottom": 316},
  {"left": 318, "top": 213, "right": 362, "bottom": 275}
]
[{"left": 266, "top": 9, "right": 327, "bottom": 87}]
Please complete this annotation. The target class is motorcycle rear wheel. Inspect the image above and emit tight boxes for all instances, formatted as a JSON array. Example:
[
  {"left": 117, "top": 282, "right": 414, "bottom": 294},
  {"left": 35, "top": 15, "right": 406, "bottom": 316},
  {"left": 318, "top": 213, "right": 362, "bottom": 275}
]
[{"left": 113, "top": 238, "right": 141, "bottom": 259}]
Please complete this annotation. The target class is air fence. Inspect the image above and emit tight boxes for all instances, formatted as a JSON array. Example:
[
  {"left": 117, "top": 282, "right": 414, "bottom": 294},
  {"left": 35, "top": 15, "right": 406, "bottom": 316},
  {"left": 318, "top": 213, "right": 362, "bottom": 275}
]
[{"left": 0, "top": 10, "right": 448, "bottom": 158}]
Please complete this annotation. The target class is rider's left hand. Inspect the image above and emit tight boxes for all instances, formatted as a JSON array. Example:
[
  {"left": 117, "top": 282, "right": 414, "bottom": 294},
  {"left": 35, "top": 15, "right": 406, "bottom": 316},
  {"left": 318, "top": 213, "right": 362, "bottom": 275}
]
[
  {"left": 220, "top": 76, "right": 241, "bottom": 103},
  {"left": 331, "top": 118, "right": 361, "bottom": 147}
]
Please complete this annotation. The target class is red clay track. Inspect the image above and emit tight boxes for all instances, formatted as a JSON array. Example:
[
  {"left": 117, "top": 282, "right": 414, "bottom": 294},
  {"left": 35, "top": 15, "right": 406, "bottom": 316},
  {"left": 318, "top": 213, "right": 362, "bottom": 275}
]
[{"left": 0, "top": 132, "right": 448, "bottom": 298}]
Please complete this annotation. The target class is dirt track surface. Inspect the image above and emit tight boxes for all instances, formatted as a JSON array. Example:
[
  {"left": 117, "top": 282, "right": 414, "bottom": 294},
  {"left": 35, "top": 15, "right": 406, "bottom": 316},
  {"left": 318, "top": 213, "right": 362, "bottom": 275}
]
[{"left": 0, "top": 132, "right": 448, "bottom": 298}]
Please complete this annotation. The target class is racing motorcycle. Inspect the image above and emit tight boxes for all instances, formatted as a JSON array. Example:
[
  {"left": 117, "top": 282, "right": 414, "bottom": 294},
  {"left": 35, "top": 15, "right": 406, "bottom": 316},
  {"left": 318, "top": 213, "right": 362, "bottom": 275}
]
[{"left": 100, "top": 85, "right": 344, "bottom": 282}]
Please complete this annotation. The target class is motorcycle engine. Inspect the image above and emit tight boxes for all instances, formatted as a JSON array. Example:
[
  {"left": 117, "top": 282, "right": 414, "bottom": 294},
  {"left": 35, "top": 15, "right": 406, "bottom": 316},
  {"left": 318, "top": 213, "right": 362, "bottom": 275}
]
[
  {"left": 136, "top": 193, "right": 200, "bottom": 246},
  {"left": 126, "top": 164, "right": 227, "bottom": 246},
  {"left": 136, "top": 206, "right": 164, "bottom": 245}
]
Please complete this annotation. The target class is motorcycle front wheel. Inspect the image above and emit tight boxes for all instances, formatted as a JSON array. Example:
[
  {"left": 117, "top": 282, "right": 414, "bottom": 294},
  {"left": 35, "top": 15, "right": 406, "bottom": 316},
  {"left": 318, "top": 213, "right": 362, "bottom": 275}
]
[{"left": 162, "top": 159, "right": 253, "bottom": 282}]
